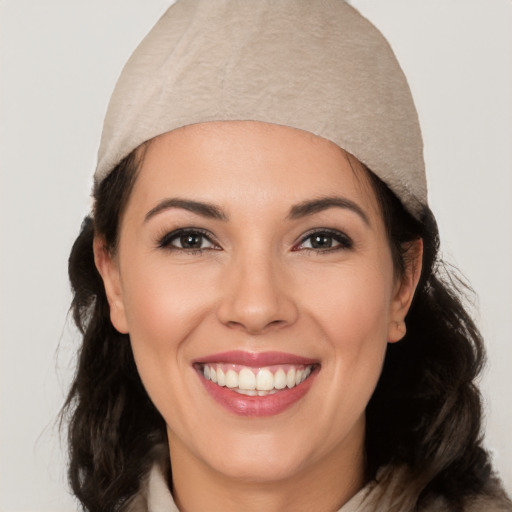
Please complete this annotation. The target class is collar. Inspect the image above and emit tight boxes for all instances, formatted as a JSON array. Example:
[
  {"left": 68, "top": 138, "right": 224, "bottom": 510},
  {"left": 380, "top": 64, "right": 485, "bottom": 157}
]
[{"left": 136, "top": 463, "right": 378, "bottom": 512}]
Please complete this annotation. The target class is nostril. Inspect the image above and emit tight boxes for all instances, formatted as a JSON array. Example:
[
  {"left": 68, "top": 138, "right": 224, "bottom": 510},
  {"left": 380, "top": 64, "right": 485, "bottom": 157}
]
[{"left": 224, "top": 317, "right": 288, "bottom": 335}]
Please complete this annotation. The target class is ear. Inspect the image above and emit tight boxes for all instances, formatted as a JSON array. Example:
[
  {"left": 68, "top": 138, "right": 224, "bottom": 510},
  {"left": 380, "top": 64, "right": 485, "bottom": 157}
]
[
  {"left": 93, "top": 236, "right": 129, "bottom": 334},
  {"left": 387, "top": 239, "right": 423, "bottom": 343}
]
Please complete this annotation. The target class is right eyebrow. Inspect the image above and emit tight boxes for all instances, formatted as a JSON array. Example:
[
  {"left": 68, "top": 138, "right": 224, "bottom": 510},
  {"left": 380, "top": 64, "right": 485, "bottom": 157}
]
[
  {"left": 144, "top": 198, "right": 229, "bottom": 223},
  {"left": 287, "top": 196, "right": 370, "bottom": 226}
]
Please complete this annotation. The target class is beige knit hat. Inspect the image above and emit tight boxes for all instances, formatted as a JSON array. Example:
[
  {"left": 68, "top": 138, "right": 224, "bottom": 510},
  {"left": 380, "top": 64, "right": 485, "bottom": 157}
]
[{"left": 95, "top": 0, "right": 427, "bottom": 219}]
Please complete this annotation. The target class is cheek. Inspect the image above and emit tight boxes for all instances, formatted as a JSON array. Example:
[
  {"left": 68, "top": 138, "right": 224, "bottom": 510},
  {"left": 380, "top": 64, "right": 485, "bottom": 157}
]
[
  {"left": 303, "top": 260, "right": 394, "bottom": 344},
  {"left": 121, "top": 253, "right": 215, "bottom": 339},
  {"left": 118, "top": 254, "right": 217, "bottom": 400},
  {"left": 299, "top": 260, "right": 394, "bottom": 410}
]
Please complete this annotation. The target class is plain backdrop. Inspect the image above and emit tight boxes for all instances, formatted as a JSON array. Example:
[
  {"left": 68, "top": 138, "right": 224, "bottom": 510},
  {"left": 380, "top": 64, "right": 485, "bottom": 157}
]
[{"left": 0, "top": 1, "right": 511, "bottom": 510}]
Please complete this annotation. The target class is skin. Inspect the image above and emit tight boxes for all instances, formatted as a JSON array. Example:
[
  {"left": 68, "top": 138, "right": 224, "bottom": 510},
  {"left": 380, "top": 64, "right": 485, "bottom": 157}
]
[{"left": 95, "top": 121, "right": 422, "bottom": 512}]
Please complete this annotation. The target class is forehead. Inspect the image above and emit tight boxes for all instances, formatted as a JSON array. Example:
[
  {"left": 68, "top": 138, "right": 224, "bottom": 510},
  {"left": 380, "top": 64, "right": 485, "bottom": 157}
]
[{"left": 130, "top": 121, "right": 381, "bottom": 218}]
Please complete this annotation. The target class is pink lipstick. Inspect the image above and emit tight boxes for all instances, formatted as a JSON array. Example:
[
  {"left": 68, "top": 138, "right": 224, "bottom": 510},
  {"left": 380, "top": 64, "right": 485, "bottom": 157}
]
[{"left": 194, "top": 351, "right": 319, "bottom": 417}]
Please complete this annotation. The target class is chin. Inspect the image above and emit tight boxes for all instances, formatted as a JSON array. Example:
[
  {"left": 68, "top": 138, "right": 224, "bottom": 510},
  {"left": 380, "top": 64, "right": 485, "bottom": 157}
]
[
  {"left": 194, "top": 424, "right": 332, "bottom": 484},
  {"left": 207, "top": 448, "right": 310, "bottom": 484}
]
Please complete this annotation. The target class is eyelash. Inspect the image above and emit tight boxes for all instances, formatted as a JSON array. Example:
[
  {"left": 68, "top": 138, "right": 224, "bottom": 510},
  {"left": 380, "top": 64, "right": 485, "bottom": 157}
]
[
  {"left": 156, "top": 228, "right": 353, "bottom": 254},
  {"left": 157, "top": 228, "right": 219, "bottom": 254},
  {"left": 293, "top": 229, "right": 353, "bottom": 253}
]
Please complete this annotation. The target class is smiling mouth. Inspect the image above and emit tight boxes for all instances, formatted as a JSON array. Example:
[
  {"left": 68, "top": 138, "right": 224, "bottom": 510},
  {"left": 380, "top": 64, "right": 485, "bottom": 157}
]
[{"left": 195, "top": 363, "right": 317, "bottom": 396}]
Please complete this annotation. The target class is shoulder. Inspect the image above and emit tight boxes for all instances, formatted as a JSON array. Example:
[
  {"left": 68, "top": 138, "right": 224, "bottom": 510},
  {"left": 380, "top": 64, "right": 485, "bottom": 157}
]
[
  {"left": 462, "top": 478, "right": 512, "bottom": 512},
  {"left": 362, "top": 466, "right": 512, "bottom": 512},
  {"left": 463, "top": 495, "right": 512, "bottom": 512},
  {"left": 421, "top": 494, "right": 512, "bottom": 512},
  {"left": 419, "top": 476, "right": 512, "bottom": 512}
]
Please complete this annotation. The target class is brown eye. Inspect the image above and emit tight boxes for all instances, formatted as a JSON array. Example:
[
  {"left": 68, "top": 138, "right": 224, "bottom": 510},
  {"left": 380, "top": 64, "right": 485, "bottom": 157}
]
[
  {"left": 179, "top": 233, "right": 205, "bottom": 249},
  {"left": 295, "top": 230, "right": 353, "bottom": 252},
  {"left": 158, "top": 229, "right": 218, "bottom": 251},
  {"left": 310, "top": 234, "right": 335, "bottom": 249}
]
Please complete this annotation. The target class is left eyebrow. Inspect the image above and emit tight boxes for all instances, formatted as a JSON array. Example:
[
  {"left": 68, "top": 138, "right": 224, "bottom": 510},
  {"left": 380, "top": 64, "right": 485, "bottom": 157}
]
[
  {"left": 144, "top": 198, "right": 229, "bottom": 223},
  {"left": 287, "top": 196, "right": 370, "bottom": 225}
]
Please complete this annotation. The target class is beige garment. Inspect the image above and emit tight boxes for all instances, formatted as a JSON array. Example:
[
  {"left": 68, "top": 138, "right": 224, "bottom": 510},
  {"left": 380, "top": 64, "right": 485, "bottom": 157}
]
[
  {"left": 95, "top": 0, "right": 427, "bottom": 220},
  {"left": 128, "top": 462, "right": 373, "bottom": 512},
  {"left": 127, "top": 462, "right": 512, "bottom": 512}
]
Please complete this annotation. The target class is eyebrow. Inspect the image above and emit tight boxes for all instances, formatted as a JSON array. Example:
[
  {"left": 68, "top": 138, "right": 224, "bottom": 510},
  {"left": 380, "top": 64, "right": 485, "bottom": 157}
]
[
  {"left": 287, "top": 196, "right": 370, "bottom": 225},
  {"left": 144, "top": 195, "right": 369, "bottom": 225},
  {"left": 144, "top": 198, "right": 228, "bottom": 223}
]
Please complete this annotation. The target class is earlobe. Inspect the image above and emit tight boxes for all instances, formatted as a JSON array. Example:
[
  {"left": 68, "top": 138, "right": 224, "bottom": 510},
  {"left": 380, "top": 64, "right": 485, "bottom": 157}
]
[
  {"left": 93, "top": 236, "right": 129, "bottom": 334},
  {"left": 388, "top": 238, "right": 423, "bottom": 343}
]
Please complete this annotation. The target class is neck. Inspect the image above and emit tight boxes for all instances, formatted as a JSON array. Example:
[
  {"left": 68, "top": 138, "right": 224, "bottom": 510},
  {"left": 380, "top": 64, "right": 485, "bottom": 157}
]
[{"left": 168, "top": 421, "right": 366, "bottom": 512}]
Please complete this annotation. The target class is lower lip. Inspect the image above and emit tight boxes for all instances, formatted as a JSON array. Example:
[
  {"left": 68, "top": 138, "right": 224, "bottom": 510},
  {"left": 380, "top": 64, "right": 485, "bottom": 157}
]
[{"left": 197, "top": 369, "right": 317, "bottom": 417}]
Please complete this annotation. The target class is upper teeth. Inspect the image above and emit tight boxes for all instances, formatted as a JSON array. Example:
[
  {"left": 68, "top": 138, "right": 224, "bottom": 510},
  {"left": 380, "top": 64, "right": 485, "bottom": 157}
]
[{"left": 202, "top": 363, "right": 313, "bottom": 395}]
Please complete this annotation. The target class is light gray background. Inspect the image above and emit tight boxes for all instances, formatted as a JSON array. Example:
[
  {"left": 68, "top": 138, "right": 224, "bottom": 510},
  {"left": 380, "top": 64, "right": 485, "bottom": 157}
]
[{"left": 0, "top": 1, "right": 510, "bottom": 510}]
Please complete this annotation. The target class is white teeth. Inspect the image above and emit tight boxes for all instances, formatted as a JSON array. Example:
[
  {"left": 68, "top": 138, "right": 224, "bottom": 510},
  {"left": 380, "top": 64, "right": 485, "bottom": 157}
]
[
  {"left": 236, "top": 389, "right": 257, "bottom": 396},
  {"left": 234, "top": 389, "right": 278, "bottom": 396},
  {"left": 238, "top": 368, "right": 256, "bottom": 390},
  {"left": 202, "top": 363, "right": 315, "bottom": 392},
  {"left": 286, "top": 368, "right": 296, "bottom": 388},
  {"left": 225, "top": 369, "right": 238, "bottom": 388},
  {"left": 256, "top": 368, "right": 274, "bottom": 391},
  {"left": 216, "top": 368, "right": 225, "bottom": 386},
  {"left": 274, "top": 369, "right": 287, "bottom": 389}
]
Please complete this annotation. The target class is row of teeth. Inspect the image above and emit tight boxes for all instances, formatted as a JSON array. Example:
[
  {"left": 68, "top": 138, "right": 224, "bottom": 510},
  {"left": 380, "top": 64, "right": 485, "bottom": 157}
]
[{"left": 203, "top": 364, "right": 313, "bottom": 396}]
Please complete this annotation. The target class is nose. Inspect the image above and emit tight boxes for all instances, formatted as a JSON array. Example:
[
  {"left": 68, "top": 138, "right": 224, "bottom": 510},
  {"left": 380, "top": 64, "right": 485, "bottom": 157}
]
[{"left": 216, "top": 251, "right": 299, "bottom": 334}]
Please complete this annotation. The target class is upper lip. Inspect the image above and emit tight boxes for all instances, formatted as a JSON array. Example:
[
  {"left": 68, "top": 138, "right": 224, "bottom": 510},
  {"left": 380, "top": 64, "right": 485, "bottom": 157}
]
[{"left": 194, "top": 350, "right": 319, "bottom": 367}]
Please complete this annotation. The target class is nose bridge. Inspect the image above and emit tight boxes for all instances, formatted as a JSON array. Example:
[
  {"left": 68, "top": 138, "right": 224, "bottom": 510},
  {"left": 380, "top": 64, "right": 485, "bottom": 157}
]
[{"left": 217, "top": 242, "right": 298, "bottom": 333}]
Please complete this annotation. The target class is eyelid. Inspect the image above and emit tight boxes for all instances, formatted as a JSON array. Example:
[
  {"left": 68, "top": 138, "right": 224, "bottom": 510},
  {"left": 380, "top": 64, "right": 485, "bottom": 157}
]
[
  {"left": 155, "top": 226, "right": 352, "bottom": 253},
  {"left": 156, "top": 227, "right": 221, "bottom": 251},
  {"left": 293, "top": 228, "right": 353, "bottom": 252}
]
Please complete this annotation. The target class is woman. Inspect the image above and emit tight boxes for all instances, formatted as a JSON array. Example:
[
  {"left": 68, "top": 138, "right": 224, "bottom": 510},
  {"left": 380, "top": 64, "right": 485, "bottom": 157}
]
[{"left": 63, "top": 1, "right": 511, "bottom": 511}]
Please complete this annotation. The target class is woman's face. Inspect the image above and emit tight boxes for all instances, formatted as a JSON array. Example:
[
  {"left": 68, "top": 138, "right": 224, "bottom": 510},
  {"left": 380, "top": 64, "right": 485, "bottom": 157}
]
[{"left": 96, "top": 121, "right": 419, "bottom": 487}]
